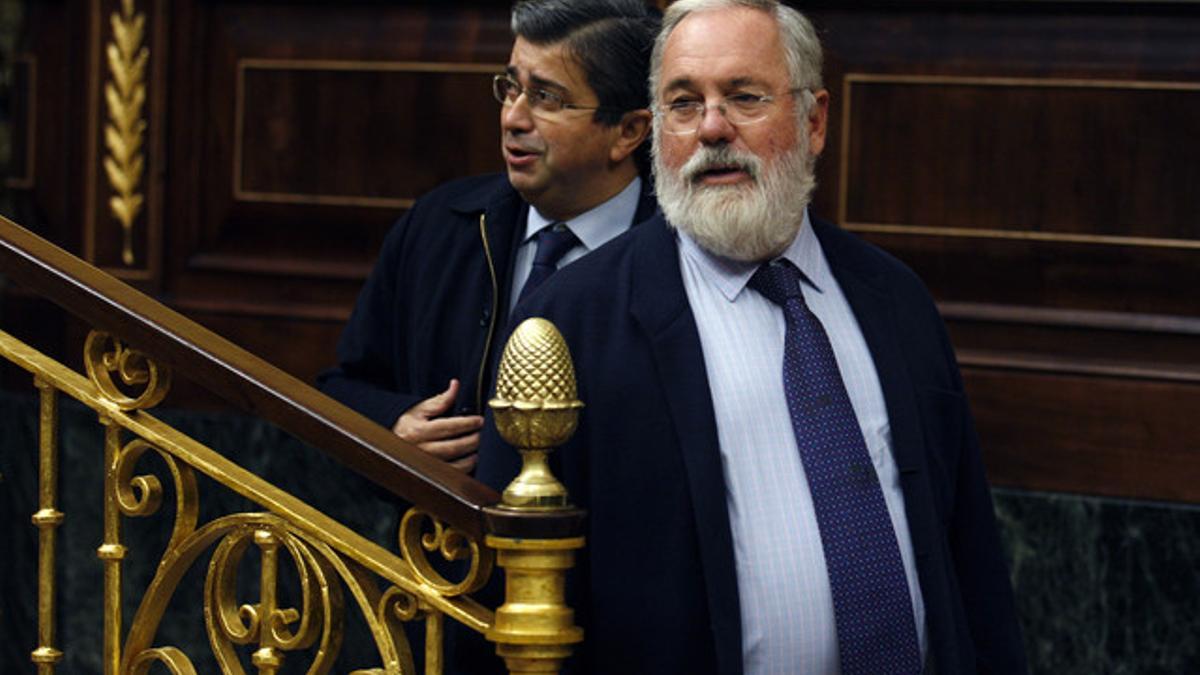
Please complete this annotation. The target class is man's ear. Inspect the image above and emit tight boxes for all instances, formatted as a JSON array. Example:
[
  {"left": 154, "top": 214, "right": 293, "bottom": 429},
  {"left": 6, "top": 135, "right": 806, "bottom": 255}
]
[
  {"left": 609, "top": 108, "right": 653, "bottom": 164},
  {"left": 807, "top": 89, "right": 830, "bottom": 157}
]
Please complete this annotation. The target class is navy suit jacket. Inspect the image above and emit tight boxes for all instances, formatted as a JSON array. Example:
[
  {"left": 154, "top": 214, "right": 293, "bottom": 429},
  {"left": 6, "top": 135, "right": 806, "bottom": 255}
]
[
  {"left": 318, "top": 173, "right": 658, "bottom": 428},
  {"left": 476, "top": 213, "right": 1027, "bottom": 674}
]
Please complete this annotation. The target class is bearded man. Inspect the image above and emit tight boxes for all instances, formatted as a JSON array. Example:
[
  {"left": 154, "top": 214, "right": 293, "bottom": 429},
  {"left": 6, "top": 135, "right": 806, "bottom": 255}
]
[{"left": 476, "top": 0, "right": 1028, "bottom": 673}]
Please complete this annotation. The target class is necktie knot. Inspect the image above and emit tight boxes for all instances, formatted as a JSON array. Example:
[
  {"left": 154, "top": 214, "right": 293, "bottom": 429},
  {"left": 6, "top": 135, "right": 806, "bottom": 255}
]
[
  {"left": 532, "top": 223, "right": 579, "bottom": 267},
  {"left": 748, "top": 259, "right": 805, "bottom": 307},
  {"left": 518, "top": 223, "right": 580, "bottom": 303}
]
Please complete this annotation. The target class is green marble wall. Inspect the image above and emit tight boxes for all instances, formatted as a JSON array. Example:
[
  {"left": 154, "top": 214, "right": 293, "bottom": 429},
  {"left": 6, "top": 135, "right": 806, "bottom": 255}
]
[
  {"left": 996, "top": 490, "right": 1199, "bottom": 673},
  {"left": 2, "top": 392, "right": 1198, "bottom": 672}
]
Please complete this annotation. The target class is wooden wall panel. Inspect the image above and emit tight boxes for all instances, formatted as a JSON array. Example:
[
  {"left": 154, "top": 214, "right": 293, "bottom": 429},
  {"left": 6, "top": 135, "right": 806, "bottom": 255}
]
[
  {"left": 967, "top": 368, "right": 1200, "bottom": 503},
  {"left": 841, "top": 77, "right": 1200, "bottom": 239},
  {"left": 235, "top": 61, "right": 501, "bottom": 208},
  {"left": 5, "top": 57, "right": 35, "bottom": 190},
  {"left": 803, "top": 4, "right": 1200, "bottom": 502}
]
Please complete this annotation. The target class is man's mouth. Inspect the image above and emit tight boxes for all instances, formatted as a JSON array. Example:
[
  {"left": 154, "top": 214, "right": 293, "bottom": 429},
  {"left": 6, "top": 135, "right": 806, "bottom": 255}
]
[
  {"left": 692, "top": 163, "right": 753, "bottom": 185},
  {"left": 505, "top": 145, "right": 542, "bottom": 168}
]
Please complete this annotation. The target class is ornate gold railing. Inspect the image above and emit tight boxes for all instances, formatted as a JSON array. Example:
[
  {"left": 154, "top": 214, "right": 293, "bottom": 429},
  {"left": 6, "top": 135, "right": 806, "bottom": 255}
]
[{"left": 0, "top": 215, "right": 586, "bottom": 674}]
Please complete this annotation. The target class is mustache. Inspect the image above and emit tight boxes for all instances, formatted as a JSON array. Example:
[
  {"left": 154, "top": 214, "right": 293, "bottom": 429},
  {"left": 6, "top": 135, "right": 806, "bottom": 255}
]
[
  {"left": 680, "top": 145, "right": 762, "bottom": 184},
  {"left": 503, "top": 134, "right": 545, "bottom": 154}
]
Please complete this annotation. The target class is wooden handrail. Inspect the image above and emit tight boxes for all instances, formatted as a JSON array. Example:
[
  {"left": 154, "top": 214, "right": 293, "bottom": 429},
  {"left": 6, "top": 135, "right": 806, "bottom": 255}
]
[{"left": 0, "top": 216, "right": 577, "bottom": 540}]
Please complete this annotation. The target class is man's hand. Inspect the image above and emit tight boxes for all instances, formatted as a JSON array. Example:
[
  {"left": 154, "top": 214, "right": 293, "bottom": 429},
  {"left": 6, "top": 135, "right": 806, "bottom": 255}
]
[{"left": 393, "top": 379, "right": 483, "bottom": 472}]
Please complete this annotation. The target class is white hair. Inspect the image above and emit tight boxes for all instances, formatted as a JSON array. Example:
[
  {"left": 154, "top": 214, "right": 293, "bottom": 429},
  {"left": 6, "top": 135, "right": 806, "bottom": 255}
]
[{"left": 648, "top": 0, "right": 824, "bottom": 106}]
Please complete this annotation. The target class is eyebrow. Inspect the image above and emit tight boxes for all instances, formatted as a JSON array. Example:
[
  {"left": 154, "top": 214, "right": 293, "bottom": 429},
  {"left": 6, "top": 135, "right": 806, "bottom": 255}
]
[
  {"left": 505, "top": 65, "right": 570, "bottom": 95},
  {"left": 662, "top": 75, "right": 769, "bottom": 93}
]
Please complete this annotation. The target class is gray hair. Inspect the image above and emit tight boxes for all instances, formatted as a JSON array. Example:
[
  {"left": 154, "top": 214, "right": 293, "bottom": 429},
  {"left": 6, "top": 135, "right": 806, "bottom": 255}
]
[{"left": 648, "top": 0, "right": 824, "bottom": 109}]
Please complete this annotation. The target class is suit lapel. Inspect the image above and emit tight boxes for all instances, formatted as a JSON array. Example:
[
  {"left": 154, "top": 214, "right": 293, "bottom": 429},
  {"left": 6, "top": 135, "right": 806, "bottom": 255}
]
[
  {"left": 632, "top": 178, "right": 660, "bottom": 224},
  {"left": 484, "top": 189, "right": 528, "bottom": 317},
  {"left": 628, "top": 218, "right": 743, "bottom": 675}
]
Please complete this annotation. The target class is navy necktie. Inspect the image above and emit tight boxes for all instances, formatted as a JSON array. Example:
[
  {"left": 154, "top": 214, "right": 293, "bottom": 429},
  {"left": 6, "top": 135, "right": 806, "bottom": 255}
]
[
  {"left": 749, "top": 259, "right": 922, "bottom": 675},
  {"left": 518, "top": 223, "right": 578, "bottom": 303}
]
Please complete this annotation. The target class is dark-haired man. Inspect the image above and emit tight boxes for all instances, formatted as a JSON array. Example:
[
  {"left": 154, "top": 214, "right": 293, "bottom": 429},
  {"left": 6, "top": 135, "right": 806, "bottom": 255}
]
[{"left": 319, "top": 0, "right": 660, "bottom": 471}]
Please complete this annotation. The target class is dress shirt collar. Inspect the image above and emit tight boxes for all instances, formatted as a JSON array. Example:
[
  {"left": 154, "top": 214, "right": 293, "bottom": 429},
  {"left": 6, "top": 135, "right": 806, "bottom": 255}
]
[
  {"left": 677, "top": 207, "right": 829, "bottom": 302},
  {"left": 525, "top": 176, "right": 643, "bottom": 251}
]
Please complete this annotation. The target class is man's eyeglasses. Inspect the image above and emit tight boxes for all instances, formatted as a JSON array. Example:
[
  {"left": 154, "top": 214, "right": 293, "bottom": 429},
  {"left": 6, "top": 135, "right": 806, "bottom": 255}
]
[
  {"left": 657, "top": 89, "right": 806, "bottom": 135},
  {"left": 492, "top": 74, "right": 612, "bottom": 116}
]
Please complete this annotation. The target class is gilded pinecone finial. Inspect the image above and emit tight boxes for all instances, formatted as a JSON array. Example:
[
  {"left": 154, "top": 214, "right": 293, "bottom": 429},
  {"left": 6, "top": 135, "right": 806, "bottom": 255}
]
[{"left": 489, "top": 318, "right": 583, "bottom": 509}]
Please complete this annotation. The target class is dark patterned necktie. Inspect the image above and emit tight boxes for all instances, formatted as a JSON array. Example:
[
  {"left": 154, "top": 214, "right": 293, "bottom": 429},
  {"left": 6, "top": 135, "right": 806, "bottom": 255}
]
[
  {"left": 518, "top": 223, "right": 579, "bottom": 303},
  {"left": 749, "top": 259, "right": 922, "bottom": 675}
]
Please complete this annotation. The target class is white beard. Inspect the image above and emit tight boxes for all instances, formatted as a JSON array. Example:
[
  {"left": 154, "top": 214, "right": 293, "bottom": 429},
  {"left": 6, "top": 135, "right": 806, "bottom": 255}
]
[{"left": 652, "top": 128, "right": 816, "bottom": 263}]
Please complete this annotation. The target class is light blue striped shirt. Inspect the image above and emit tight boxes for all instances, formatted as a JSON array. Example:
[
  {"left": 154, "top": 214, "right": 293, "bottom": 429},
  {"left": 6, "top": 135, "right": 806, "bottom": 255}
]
[
  {"left": 509, "top": 176, "right": 643, "bottom": 315},
  {"left": 678, "top": 210, "right": 927, "bottom": 674}
]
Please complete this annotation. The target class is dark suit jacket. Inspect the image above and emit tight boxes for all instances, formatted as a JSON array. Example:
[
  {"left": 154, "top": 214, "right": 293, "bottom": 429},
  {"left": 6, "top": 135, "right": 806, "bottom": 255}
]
[
  {"left": 476, "top": 213, "right": 1028, "bottom": 674},
  {"left": 317, "top": 173, "right": 658, "bottom": 427}
]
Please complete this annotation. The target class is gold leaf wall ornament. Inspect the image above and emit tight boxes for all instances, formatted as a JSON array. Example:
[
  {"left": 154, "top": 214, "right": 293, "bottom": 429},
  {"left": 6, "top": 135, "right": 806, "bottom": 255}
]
[{"left": 102, "top": 0, "right": 149, "bottom": 267}]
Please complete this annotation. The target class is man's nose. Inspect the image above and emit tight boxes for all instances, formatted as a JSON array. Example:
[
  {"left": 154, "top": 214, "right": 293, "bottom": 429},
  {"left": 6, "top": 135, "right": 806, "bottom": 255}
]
[
  {"left": 696, "top": 104, "right": 737, "bottom": 145},
  {"left": 501, "top": 96, "right": 535, "bottom": 133}
]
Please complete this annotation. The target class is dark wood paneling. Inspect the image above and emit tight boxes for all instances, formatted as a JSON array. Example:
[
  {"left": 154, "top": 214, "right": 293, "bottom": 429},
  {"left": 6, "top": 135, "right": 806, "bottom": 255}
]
[
  {"left": 237, "top": 63, "right": 501, "bottom": 207},
  {"left": 5, "top": 57, "right": 35, "bottom": 190},
  {"left": 842, "top": 77, "right": 1200, "bottom": 238},
  {"left": 968, "top": 368, "right": 1200, "bottom": 503}
]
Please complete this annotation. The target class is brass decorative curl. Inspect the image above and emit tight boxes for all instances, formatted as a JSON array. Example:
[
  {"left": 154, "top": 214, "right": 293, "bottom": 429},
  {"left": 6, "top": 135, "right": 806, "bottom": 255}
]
[
  {"left": 84, "top": 331, "right": 171, "bottom": 410},
  {"left": 123, "top": 514, "right": 420, "bottom": 675},
  {"left": 205, "top": 521, "right": 342, "bottom": 674},
  {"left": 378, "top": 586, "right": 421, "bottom": 624},
  {"left": 319, "top": 556, "right": 415, "bottom": 674},
  {"left": 114, "top": 438, "right": 198, "bottom": 555},
  {"left": 128, "top": 647, "right": 198, "bottom": 675},
  {"left": 103, "top": 0, "right": 149, "bottom": 266},
  {"left": 397, "top": 508, "right": 495, "bottom": 597}
]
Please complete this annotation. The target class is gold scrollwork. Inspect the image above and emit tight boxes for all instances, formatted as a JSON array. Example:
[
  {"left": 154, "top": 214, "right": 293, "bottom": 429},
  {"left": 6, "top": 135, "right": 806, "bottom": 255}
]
[
  {"left": 397, "top": 508, "right": 495, "bottom": 597},
  {"left": 127, "top": 647, "right": 198, "bottom": 675},
  {"left": 123, "top": 513, "right": 419, "bottom": 675},
  {"left": 378, "top": 586, "right": 421, "bottom": 624},
  {"left": 103, "top": 0, "right": 149, "bottom": 266},
  {"left": 205, "top": 521, "right": 343, "bottom": 673},
  {"left": 84, "top": 331, "right": 171, "bottom": 410},
  {"left": 114, "top": 438, "right": 198, "bottom": 552}
]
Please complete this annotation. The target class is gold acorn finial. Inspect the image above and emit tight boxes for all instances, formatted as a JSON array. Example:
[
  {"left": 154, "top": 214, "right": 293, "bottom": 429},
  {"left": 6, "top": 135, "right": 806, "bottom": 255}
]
[{"left": 489, "top": 318, "right": 583, "bottom": 509}]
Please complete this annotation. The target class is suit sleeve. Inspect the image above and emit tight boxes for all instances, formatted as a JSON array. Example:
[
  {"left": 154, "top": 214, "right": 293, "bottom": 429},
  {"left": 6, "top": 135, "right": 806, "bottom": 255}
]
[
  {"left": 939, "top": 327, "right": 1029, "bottom": 674},
  {"left": 317, "top": 214, "right": 423, "bottom": 428}
]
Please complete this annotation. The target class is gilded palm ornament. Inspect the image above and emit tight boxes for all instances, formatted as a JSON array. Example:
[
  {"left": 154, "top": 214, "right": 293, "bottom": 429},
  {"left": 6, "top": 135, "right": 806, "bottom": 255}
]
[{"left": 103, "top": 0, "right": 148, "bottom": 266}]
